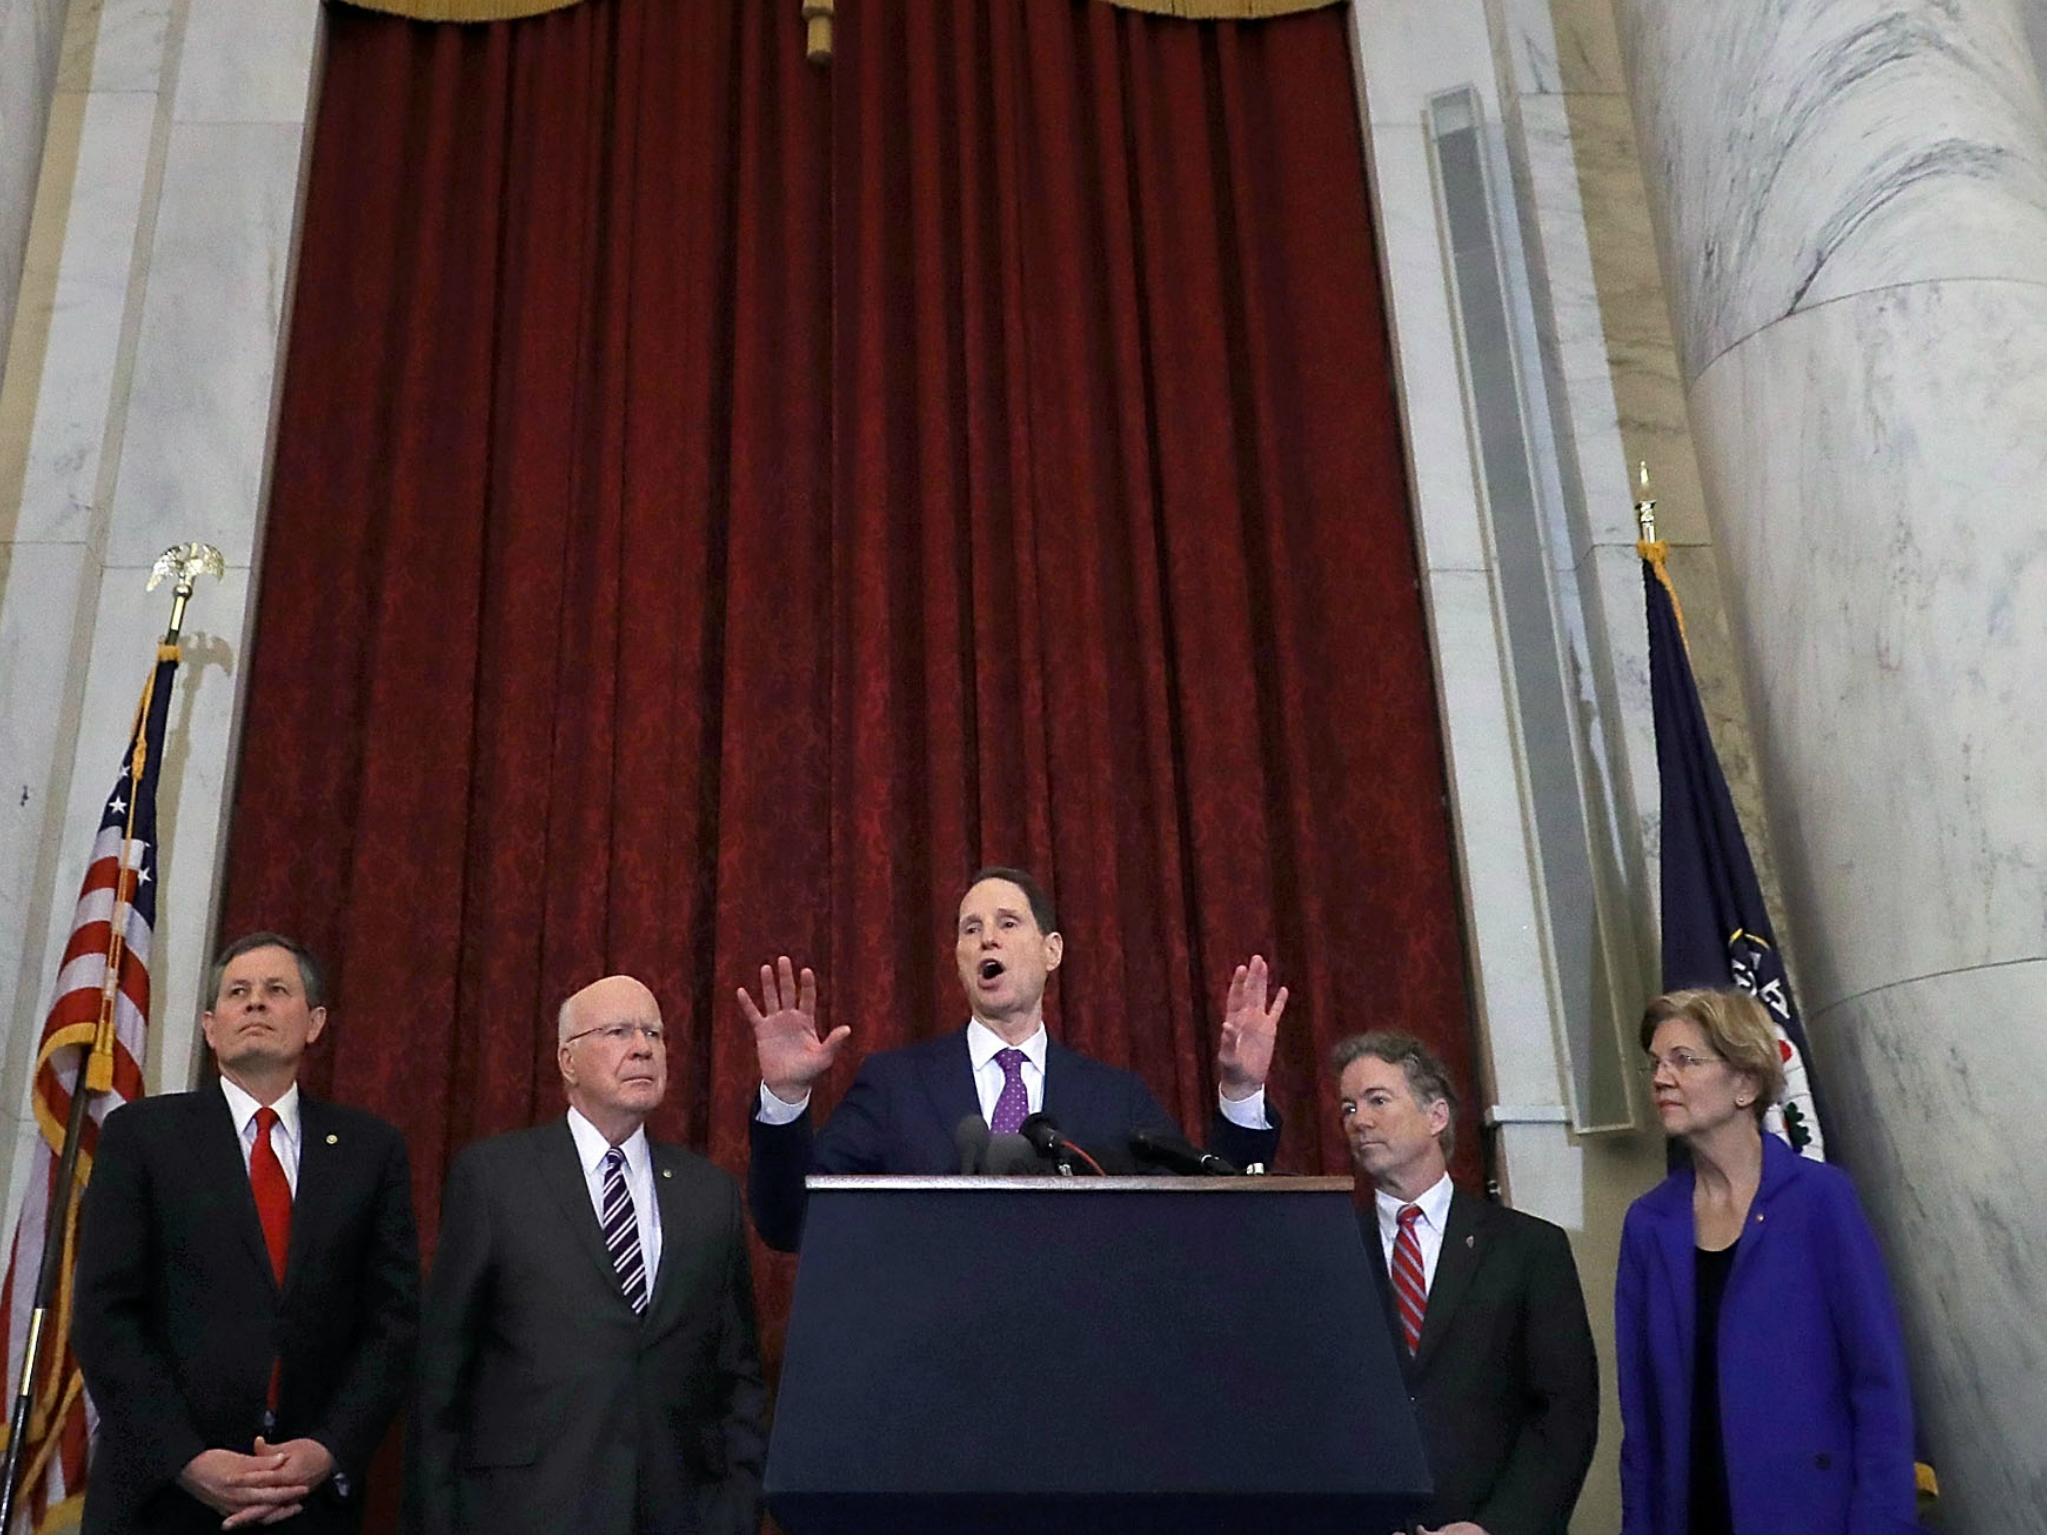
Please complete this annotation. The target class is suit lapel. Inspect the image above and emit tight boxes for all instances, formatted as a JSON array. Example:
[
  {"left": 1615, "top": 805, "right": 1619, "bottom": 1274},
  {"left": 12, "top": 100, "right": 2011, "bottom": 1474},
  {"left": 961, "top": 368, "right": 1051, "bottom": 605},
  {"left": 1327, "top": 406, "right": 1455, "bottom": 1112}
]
[
  {"left": 917, "top": 1030, "right": 982, "bottom": 1133},
  {"left": 641, "top": 1143, "right": 689, "bottom": 1329},
  {"left": 534, "top": 1118, "right": 629, "bottom": 1300},
  {"left": 199, "top": 1087, "right": 279, "bottom": 1295},
  {"left": 1359, "top": 1205, "right": 1417, "bottom": 1385},
  {"left": 1042, "top": 1038, "right": 1099, "bottom": 1129},
  {"left": 280, "top": 1094, "right": 331, "bottom": 1303},
  {"left": 1412, "top": 1190, "right": 1483, "bottom": 1374}
]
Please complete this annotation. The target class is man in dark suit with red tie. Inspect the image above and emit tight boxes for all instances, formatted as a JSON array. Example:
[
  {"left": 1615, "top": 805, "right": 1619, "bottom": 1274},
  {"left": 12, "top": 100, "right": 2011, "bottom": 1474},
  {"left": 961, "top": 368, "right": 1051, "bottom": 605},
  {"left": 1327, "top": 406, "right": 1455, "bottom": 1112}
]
[
  {"left": 1334, "top": 1032, "right": 1599, "bottom": 1534},
  {"left": 72, "top": 933, "right": 419, "bottom": 1533}
]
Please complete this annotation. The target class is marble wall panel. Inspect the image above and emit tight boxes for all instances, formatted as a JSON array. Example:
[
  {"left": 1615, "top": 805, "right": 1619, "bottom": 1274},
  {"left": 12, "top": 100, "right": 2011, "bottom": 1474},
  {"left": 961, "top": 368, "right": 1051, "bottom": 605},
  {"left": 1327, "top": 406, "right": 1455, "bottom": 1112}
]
[
  {"left": 1811, "top": 961, "right": 2048, "bottom": 1531},
  {"left": 1691, "top": 278, "right": 2047, "bottom": 1013},
  {"left": 56, "top": 0, "right": 170, "bottom": 95},
  {"left": 1352, "top": 0, "right": 1502, "bottom": 123},
  {"left": 1615, "top": 0, "right": 2047, "bottom": 384},
  {"left": 107, "top": 119, "right": 305, "bottom": 568},
  {"left": 1360, "top": 119, "right": 1491, "bottom": 575},
  {"left": 0, "top": 0, "right": 69, "bottom": 383},
  {"left": 9, "top": 90, "right": 156, "bottom": 545},
  {"left": 0, "top": 540, "right": 96, "bottom": 1103},
  {"left": 1507, "top": 89, "right": 1702, "bottom": 563},
  {"left": 1420, "top": 565, "right": 1568, "bottom": 1108},
  {"left": 1492, "top": 0, "right": 1625, "bottom": 98},
  {"left": 174, "top": 0, "right": 317, "bottom": 125}
]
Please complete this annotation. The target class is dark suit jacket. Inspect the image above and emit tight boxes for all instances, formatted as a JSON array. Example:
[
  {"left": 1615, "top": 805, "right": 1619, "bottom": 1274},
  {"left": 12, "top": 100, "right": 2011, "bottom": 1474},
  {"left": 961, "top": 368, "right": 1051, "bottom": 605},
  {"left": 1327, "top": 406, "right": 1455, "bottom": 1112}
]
[
  {"left": 406, "top": 1120, "right": 767, "bottom": 1533},
  {"left": 1361, "top": 1188, "right": 1598, "bottom": 1533},
  {"left": 71, "top": 1088, "right": 420, "bottom": 1534},
  {"left": 748, "top": 1028, "right": 1282, "bottom": 1251}
]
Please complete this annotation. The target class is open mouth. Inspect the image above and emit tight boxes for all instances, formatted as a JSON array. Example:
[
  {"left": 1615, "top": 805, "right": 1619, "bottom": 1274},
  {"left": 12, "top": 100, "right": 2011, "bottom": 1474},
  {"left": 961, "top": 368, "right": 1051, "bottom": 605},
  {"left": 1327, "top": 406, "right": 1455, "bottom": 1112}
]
[{"left": 978, "top": 959, "right": 1005, "bottom": 982}]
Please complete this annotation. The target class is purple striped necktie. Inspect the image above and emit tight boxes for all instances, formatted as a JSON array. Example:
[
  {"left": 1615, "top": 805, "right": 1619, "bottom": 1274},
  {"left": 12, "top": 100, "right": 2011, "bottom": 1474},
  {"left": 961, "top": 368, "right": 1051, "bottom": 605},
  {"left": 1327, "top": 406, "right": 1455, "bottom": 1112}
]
[{"left": 602, "top": 1147, "right": 649, "bottom": 1314}]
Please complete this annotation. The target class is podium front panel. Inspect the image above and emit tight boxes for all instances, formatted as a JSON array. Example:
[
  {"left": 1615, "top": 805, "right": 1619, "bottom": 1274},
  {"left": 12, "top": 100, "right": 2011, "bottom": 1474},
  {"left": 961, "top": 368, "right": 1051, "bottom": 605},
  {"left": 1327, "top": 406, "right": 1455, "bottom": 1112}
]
[{"left": 765, "top": 1177, "right": 1430, "bottom": 1532}]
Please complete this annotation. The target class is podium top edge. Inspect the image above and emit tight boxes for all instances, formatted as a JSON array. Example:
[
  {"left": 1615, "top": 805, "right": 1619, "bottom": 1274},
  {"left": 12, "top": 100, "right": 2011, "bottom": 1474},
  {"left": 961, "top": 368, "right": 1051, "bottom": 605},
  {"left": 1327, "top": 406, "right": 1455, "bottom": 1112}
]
[{"left": 802, "top": 1175, "right": 1355, "bottom": 1192}]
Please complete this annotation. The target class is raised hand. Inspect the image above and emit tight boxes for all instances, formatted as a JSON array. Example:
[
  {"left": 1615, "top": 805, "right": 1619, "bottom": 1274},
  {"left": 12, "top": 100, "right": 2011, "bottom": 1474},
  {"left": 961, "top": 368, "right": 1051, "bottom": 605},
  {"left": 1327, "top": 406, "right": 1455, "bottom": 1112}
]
[
  {"left": 1217, "top": 954, "right": 1288, "bottom": 1100},
  {"left": 737, "top": 955, "right": 850, "bottom": 1103}
]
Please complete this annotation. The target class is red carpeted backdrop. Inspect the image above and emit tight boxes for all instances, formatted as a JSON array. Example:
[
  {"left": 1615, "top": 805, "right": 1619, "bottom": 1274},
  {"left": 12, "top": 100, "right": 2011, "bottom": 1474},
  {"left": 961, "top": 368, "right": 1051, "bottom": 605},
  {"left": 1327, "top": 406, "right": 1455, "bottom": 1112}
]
[{"left": 221, "top": 0, "right": 1473, "bottom": 1375}]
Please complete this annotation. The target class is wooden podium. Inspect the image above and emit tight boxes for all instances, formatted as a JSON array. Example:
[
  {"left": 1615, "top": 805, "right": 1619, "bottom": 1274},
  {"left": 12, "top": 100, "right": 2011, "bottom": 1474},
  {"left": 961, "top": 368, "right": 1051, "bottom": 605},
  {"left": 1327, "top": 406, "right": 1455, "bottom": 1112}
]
[{"left": 764, "top": 1174, "right": 1431, "bottom": 1531}]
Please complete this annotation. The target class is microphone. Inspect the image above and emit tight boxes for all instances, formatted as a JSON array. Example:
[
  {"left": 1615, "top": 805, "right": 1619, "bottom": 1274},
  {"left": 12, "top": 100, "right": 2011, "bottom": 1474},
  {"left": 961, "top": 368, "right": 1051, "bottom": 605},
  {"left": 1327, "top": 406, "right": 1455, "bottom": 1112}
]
[
  {"left": 954, "top": 1114, "right": 991, "bottom": 1175},
  {"left": 1019, "top": 1113, "right": 1107, "bottom": 1176},
  {"left": 982, "top": 1133, "right": 1049, "bottom": 1175},
  {"left": 1128, "top": 1128, "right": 1242, "bottom": 1176}
]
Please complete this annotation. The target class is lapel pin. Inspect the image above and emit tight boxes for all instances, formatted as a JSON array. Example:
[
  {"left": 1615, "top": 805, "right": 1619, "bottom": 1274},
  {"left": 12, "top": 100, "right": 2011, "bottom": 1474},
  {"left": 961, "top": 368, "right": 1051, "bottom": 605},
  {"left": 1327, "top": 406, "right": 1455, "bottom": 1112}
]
[
  {"left": 1465, "top": 1234, "right": 1474, "bottom": 1249},
  {"left": 661, "top": 1168, "right": 673, "bottom": 1180},
  {"left": 325, "top": 1133, "right": 339, "bottom": 1145}
]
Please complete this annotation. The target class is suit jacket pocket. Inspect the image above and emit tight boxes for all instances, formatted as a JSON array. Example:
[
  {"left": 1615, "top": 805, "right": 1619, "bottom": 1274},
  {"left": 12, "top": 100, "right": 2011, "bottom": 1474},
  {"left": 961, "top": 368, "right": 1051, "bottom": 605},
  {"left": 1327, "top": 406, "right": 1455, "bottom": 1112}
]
[{"left": 460, "top": 1394, "right": 540, "bottom": 1469}]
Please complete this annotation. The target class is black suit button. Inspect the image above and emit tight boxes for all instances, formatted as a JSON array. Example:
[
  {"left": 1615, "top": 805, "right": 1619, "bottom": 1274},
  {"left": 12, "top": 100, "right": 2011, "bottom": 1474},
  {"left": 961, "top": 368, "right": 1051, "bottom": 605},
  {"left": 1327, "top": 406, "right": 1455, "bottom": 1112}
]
[{"left": 1815, "top": 1453, "right": 1831, "bottom": 1470}]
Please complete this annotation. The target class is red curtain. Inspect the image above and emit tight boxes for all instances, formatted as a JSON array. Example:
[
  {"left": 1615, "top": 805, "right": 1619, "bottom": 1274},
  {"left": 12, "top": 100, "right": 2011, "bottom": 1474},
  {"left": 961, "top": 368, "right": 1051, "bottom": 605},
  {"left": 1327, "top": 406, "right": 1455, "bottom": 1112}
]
[{"left": 223, "top": 0, "right": 1473, "bottom": 1360}]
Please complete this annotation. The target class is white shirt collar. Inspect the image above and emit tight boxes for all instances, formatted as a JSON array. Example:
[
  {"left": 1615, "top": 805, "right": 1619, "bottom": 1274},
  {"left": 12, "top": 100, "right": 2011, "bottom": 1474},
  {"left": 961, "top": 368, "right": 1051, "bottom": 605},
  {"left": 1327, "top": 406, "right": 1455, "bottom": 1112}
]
[
  {"left": 219, "top": 1075, "right": 300, "bottom": 1145},
  {"left": 965, "top": 1018, "right": 1048, "bottom": 1074},
  {"left": 566, "top": 1106, "right": 650, "bottom": 1176},
  {"left": 1375, "top": 1168, "right": 1453, "bottom": 1232}
]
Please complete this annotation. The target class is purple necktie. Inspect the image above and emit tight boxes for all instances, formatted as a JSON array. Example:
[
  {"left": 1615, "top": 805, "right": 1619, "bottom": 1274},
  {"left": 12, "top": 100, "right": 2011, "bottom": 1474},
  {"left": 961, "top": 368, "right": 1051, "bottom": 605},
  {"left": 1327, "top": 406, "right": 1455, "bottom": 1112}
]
[{"left": 990, "top": 1047, "right": 1029, "bottom": 1134}]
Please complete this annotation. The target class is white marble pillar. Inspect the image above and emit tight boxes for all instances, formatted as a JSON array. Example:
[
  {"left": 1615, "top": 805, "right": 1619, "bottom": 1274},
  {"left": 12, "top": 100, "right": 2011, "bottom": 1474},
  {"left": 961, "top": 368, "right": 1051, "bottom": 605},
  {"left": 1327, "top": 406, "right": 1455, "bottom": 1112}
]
[{"left": 1614, "top": 3, "right": 2047, "bottom": 1527}]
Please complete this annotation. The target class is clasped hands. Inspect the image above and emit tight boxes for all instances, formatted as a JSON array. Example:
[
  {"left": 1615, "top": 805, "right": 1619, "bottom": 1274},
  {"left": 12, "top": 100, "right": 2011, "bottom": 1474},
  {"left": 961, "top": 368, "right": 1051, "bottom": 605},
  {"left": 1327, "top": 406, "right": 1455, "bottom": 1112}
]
[
  {"left": 181, "top": 1436, "right": 332, "bottom": 1530},
  {"left": 737, "top": 952, "right": 1289, "bottom": 1101}
]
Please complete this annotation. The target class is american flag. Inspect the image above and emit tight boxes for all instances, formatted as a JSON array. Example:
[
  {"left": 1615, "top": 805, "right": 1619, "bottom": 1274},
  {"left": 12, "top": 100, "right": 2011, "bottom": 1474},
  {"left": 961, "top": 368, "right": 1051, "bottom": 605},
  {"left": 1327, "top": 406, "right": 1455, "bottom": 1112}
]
[{"left": 0, "top": 648, "right": 177, "bottom": 1531}]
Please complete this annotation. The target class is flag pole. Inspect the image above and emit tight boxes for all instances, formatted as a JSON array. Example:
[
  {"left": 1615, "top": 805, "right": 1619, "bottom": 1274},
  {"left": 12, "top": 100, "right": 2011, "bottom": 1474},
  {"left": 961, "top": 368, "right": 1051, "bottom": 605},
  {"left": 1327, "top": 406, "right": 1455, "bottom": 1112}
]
[{"left": 0, "top": 544, "right": 221, "bottom": 1533}]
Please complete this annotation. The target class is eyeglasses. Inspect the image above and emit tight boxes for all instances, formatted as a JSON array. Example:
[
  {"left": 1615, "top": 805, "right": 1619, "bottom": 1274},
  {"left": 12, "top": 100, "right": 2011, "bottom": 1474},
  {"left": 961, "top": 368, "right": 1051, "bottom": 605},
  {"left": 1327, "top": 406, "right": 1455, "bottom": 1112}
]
[
  {"left": 1639, "top": 1048, "right": 1723, "bottom": 1077},
  {"left": 564, "top": 1022, "right": 666, "bottom": 1048}
]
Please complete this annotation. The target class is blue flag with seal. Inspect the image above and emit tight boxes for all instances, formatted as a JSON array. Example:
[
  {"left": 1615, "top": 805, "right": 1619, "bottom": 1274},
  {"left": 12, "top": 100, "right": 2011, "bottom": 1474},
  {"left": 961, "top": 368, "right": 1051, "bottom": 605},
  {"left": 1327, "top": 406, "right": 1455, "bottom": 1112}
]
[{"left": 1639, "top": 530, "right": 1826, "bottom": 1159}]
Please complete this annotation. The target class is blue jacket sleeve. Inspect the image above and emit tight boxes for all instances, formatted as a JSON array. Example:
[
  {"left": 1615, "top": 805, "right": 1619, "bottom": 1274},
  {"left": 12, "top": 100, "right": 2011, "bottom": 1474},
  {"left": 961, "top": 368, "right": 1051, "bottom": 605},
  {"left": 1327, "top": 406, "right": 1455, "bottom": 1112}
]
[
  {"left": 1816, "top": 1173, "right": 1918, "bottom": 1533},
  {"left": 1615, "top": 1205, "right": 1656, "bottom": 1534},
  {"left": 746, "top": 1062, "right": 895, "bottom": 1251}
]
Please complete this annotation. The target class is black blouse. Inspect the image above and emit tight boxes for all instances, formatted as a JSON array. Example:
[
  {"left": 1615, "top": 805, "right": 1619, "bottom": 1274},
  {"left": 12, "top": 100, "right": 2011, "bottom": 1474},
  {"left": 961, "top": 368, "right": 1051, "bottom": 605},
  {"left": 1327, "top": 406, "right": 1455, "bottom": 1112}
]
[{"left": 1689, "top": 1238, "right": 1740, "bottom": 1532}]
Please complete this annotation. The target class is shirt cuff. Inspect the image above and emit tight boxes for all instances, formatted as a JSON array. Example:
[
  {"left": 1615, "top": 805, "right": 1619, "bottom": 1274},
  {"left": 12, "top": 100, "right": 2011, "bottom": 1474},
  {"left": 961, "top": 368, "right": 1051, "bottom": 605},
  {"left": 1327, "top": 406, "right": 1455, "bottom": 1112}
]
[
  {"left": 756, "top": 1082, "right": 811, "bottom": 1124},
  {"left": 1217, "top": 1085, "right": 1269, "bottom": 1130}
]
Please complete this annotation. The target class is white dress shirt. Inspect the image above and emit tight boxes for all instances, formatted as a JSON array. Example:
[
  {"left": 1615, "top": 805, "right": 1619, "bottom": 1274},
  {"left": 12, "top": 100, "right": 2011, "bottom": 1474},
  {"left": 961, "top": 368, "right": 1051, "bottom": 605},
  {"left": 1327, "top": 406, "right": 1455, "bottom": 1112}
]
[
  {"left": 1374, "top": 1169, "right": 1454, "bottom": 1293},
  {"left": 219, "top": 1076, "right": 301, "bottom": 1193},
  {"left": 566, "top": 1108, "right": 663, "bottom": 1289},
  {"left": 757, "top": 1017, "right": 1270, "bottom": 1129}
]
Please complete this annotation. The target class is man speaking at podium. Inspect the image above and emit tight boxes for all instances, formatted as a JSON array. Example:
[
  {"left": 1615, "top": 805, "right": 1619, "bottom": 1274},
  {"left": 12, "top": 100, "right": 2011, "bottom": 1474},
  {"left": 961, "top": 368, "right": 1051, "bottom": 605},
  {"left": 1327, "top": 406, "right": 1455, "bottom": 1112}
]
[{"left": 741, "top": 867, "right": 1285, "bottom": 1251}]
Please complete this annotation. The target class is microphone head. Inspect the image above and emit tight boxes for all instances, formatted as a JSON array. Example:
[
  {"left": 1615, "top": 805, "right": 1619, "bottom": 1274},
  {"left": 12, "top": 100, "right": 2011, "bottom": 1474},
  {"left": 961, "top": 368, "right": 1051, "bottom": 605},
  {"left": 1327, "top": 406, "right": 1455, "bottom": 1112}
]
[
  {"left": 1128, "top": 1127, "right": 1237, "bottom": 1175},
  {"left": 983, "top": 1133, "right": 1049, "bottom": 1176},
  {"left": 1017, "top": 1112, "right": 1065, "bottom": 1158},
  {"left": 954, "top": 1114, "right": 991, "bottom": 1175}
]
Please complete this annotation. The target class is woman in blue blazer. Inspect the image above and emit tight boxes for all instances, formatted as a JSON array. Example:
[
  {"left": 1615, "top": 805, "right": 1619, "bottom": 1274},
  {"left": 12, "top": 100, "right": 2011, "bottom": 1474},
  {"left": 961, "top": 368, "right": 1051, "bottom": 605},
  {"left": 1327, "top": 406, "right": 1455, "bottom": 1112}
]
[{"left": 1616, "top": 989, "right": 1918, "bottom": 1533}]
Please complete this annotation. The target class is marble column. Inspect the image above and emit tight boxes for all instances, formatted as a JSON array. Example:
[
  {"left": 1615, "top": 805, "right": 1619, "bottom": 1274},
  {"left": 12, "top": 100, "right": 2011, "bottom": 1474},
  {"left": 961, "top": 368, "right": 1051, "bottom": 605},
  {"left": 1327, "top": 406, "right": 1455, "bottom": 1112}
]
[
  {"left": 0, "top": 0, "right": 69, "bottom": 368},
  {"left": 1613, "top": 3, "right": 2046, "bottom": 1527}
]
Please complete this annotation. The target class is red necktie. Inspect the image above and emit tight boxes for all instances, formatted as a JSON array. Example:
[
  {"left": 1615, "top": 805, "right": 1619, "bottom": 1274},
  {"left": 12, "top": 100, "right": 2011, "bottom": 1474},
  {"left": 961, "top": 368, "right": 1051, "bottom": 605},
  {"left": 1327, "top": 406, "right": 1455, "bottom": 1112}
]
[
  {"left": 250, "top": 1107, "right": 293, "bottom": 1285},
  {"left": 1392, "top": 1204, "right": 1428, "bottom": 1354},
  {"left": 249, "top": 1106, "right": 292, "bottom": 1414}
]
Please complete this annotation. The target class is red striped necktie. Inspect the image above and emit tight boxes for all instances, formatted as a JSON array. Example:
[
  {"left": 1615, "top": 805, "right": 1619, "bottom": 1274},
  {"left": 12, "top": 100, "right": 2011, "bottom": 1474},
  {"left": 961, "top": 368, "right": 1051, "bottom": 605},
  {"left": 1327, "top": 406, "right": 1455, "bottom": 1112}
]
[{"left": 1392, "top": 1203, "right": 1428, "bottom": 1353}]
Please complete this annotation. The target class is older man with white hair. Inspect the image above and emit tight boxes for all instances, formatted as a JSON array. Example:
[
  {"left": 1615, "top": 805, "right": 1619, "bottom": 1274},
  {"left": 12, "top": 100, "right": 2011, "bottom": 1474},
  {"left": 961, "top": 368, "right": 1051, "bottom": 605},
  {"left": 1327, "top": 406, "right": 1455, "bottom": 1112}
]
[{"left": 408, "top": 976, "right": 766, "bottom": 1533}]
